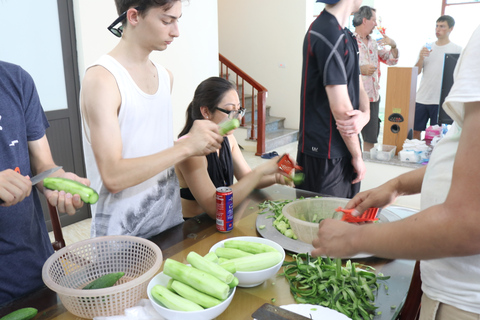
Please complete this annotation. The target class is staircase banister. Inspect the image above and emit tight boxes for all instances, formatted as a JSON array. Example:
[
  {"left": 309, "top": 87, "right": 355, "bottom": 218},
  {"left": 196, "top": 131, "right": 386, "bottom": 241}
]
[{"left": 219, "top": 53, "right": 268, "bottom": 93}]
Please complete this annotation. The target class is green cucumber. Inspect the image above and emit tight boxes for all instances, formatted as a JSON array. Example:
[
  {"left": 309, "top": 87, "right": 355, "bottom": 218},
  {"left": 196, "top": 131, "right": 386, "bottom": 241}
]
[
  {"left": 0, "top": 308, "right": 37, "bottom": 320},
  {"left": 83, "top": 272, "right": 124, "bottom": 290},
  {"left": 43, "top": 177, "right": 99, "bottom": 204},
  {"left": 218, "top": 118, "right": 240, "bottom": 135}
]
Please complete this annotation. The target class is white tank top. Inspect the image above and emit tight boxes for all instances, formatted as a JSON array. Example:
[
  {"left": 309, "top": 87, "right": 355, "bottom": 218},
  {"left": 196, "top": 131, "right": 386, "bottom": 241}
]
[{"left": 83, "top": 55, "right": 183, "bottom": 238}]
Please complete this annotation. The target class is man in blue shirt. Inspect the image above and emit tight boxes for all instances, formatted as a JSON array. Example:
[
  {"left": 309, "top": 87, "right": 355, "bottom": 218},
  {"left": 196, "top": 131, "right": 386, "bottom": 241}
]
[{"left": 0, "top": 60, "right": 89, "bottom": 306}]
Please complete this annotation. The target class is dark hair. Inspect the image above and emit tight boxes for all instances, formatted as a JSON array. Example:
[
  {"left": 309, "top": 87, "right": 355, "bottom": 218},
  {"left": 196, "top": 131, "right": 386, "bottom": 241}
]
[
  {"left": 437, "top": 15, "right": 455, "bottom": 28},
  {"left": 352, "top": 6, "right": 376, "bottom": 28},
  {"left": 114, "top": 0, "right": 181, "bottom": 16},
  {"left": 178, "top": 77, "right": 237, "bottom": 138}
]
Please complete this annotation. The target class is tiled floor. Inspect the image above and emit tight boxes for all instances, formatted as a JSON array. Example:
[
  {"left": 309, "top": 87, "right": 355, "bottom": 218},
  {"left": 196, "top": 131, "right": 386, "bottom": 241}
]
[{"left": 50, "top": 140, "right": 421, "bottom": 246}]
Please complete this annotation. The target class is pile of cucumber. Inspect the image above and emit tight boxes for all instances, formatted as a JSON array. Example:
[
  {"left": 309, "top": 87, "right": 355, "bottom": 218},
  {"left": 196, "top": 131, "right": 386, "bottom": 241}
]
[{"left": 151, "top": 240, "right": 282, "bottom": 312}]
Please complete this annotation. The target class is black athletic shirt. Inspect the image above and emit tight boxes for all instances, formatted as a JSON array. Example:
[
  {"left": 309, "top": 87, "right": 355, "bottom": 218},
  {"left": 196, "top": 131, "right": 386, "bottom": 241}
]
[
  {"left": 180, "top": 137, "right": 234, "bottom": 201},
  {"left": 298, "top": 9, "right": 360, "bottom": 159}
]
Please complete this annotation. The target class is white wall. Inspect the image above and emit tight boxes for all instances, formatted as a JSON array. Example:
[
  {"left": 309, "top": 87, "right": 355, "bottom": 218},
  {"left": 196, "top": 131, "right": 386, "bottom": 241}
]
[
  {"left": 218, "top": 0, "right": 308, "bottom": 130},
  {"left": 73, "top": 0, "right": 219, "bottom": 136}
]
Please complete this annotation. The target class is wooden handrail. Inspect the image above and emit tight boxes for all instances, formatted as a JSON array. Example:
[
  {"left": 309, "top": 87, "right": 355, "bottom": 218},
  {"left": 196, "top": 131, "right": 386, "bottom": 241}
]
[{"left": 219, "top": 53, "right": 268, "bottom": 156}]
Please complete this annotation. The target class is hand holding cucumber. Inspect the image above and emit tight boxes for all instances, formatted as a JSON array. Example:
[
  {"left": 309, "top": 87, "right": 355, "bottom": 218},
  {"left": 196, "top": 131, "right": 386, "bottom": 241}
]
[{"left": 43, "top": 177, "right": 98, "bottom": 205}]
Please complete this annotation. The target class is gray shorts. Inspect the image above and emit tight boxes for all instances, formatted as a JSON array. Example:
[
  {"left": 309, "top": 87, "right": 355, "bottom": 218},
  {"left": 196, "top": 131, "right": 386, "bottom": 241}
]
[{"left": 361, "top": 99, "right": 381, "bottom": 144}]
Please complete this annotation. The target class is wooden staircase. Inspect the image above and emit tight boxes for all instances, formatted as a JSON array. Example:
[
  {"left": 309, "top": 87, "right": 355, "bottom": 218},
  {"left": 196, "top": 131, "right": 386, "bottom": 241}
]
[{"left": 219, "top": 54, "right": 298, "bottom": 155}]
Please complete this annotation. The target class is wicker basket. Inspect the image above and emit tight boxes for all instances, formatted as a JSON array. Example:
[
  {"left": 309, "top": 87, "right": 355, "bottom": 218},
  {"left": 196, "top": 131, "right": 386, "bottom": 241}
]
[{"left": 42, "top": 235, "right": 163, "bottom": 319}]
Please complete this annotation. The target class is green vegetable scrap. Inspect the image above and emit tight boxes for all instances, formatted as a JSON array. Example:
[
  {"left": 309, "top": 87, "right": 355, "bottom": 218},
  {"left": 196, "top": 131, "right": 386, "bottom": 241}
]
[
  {"left": 281, "top": 253, "right": 390, "bottom": 320},
  {"left": 83, "top": 272, "right": 125, "bottom": 290},
  {"left": 258, "top": 199, "right": 299, "bottom": 239}
]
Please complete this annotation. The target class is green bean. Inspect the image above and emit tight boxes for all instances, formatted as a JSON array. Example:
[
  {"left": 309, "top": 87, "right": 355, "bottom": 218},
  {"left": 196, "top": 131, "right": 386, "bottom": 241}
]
[{"left": 281, "top": 253, "right": 390, "bottom": 319}]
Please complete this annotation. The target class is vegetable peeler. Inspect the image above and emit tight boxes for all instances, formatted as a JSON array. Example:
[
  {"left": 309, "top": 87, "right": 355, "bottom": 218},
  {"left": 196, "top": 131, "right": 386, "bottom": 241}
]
[{"left": 335, "top": 206, "right": 379, "bottom": 223}]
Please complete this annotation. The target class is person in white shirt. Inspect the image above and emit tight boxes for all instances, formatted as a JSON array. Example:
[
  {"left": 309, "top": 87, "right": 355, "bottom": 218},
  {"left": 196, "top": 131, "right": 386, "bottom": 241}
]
[
  {"left": 413, "top": 15, "right": 462, "bottom": 140},
  {"left": 312, "top": 24, "right": 480, "bottom": 319},
  {"left": 80, "top": 0, "right": 223, "bottom": 238}
]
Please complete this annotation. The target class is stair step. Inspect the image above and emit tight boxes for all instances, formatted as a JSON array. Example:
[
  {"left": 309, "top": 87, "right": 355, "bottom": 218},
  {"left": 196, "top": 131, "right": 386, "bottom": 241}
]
[
  {"left": 235, "top": 127, "right": 298, "bottom": 153},
  {"left": 242, "top": 105, "right": 271, "bottom": 123},
  {"left": 243, "top": 115, "right": 286, "bottom": 135}
]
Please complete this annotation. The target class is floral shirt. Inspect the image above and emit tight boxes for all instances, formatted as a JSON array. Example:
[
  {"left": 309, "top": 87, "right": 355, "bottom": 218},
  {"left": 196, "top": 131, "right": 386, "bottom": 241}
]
[{"left": 354, "top": 32, "right": 399, "bottom": 102}]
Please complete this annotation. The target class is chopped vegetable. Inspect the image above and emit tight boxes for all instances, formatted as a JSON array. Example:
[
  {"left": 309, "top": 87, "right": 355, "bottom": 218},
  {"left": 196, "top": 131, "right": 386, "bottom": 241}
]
[
  {"left": 258, "top": 199, "right": 298, "bottom": 239},
  {"left": 281, "top": 253, "right": 390, "bottom": 319}
]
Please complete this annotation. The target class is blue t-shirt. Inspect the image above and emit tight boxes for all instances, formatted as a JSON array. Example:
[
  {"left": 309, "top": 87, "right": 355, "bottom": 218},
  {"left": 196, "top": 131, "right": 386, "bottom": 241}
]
[{"left": 0, "top": 61, "right": 53, "bottom": 306}]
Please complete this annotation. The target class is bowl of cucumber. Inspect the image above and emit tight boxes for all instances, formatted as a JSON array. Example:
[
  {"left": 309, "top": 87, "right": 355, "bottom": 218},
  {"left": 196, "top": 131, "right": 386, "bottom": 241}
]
[
  {"left": 209, "top": 236, "right": 285, "bottom": 287},
  {"left": 42, "top": 235, "right": 163, "bottom": 319},
  {"left": 147, "top": 269, "right": 236, "bottom": 320}
]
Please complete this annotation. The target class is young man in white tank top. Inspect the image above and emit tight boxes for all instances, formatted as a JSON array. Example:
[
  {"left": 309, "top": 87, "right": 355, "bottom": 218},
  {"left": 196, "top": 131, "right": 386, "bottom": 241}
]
[{"left": 80, "top": 0, "right": 224, "bottom": 238}]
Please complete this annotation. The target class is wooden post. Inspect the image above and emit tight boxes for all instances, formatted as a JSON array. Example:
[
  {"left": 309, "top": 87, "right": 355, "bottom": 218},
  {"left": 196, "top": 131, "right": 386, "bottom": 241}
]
[{"left": 382, "top": 67, "right": 418, "bottom": 154}]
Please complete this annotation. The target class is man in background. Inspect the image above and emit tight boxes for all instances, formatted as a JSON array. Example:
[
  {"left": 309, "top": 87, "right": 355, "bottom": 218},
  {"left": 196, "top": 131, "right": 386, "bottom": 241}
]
[
  {"left": 413, "top": 15, "right": 462, "bottom": 140},
  {"left": 353, "top": 6, "right": 399, "bottom": 152},
  {"left": 296, "top": 0, "right": 369, "bottom": 198}
]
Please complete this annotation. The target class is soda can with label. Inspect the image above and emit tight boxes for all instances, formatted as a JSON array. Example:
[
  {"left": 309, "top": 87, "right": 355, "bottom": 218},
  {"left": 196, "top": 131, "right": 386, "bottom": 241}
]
[{"left": 216, "top": 187, "right": 233, "bottom": 233}]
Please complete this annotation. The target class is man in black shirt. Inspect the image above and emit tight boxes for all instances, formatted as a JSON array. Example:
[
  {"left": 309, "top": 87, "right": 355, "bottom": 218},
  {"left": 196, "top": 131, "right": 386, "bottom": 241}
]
[{"left": 296, "top": 0, "right": 369, "bottom": 198}]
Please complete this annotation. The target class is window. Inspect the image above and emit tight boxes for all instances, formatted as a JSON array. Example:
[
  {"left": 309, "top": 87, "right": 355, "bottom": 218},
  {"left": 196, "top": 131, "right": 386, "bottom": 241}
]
[{"left": 442, "top": 0, "right": 480, "bottom": 47}]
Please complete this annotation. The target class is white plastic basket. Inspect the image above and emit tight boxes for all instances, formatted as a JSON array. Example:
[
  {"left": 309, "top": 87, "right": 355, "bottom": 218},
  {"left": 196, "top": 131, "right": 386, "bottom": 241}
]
[
  {"left": 42, "top": 235, "right": 163, "bottom": 319},
  {"left": 282, "top": 197, "right": 347, "bottom": 244}
]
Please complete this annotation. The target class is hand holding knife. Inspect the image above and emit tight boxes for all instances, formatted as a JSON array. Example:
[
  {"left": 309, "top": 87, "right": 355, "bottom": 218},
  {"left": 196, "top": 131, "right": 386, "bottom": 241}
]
[{"left": 0, "top": 166, "right": 62, "bottom": 205}]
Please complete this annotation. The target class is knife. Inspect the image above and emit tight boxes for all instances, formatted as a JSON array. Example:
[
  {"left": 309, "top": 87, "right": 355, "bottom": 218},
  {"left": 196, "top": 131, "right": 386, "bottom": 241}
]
[
  {"left": 252, "top": 303, "right": 312, "bottom": 320},
  {"left": 0, "top": 166, "right": 62, "bottom": 205},
  {"left": 30, "top": 166, "right": 62, "bottom": 185}
]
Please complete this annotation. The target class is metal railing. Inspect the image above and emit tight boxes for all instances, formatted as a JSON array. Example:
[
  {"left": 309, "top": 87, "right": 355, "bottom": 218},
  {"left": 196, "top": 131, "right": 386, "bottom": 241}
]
[{"left": 219, "top": 53, "right": 268, "bottom": 156}]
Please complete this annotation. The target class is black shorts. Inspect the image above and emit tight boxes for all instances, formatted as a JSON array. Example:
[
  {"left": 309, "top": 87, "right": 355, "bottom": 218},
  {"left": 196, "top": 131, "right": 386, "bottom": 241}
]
[
  {"left": 361, "top": 99, "right": 381, "bottom": 144},
  {"left": 295, "top": 152, "right": 360, "bottom": 198},
  {"left": 414, "top": 102, "right": 439, "bottom": 131}
]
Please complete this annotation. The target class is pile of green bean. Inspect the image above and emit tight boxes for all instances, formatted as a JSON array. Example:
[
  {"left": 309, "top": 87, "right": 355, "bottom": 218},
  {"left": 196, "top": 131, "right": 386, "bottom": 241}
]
[{"left": 281, "top": 253, "right": 390, "bottom": 320}]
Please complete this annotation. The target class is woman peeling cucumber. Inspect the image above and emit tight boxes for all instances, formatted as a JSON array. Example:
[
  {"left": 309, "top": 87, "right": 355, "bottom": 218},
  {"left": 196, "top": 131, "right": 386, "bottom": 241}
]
[{"left": 175, "top": 77, "right": 297, "bottom": 219}]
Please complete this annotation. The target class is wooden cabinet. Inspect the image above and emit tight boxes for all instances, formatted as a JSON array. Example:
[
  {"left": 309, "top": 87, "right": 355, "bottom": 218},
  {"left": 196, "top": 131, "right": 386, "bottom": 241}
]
[{"left": 382, "top": 67, "right": 418, "bottom": 154}]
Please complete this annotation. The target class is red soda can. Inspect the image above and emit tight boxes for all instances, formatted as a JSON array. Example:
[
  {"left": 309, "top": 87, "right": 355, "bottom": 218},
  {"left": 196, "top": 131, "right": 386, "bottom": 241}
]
[{"left": 216, "top": 187, "right": 233, "bottom": 233}]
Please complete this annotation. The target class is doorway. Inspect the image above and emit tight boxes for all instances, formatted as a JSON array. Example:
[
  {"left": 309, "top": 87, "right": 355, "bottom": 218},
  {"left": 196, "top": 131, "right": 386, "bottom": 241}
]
[{"left": 0, "top": 0, "right": 90, "bottom": 229}]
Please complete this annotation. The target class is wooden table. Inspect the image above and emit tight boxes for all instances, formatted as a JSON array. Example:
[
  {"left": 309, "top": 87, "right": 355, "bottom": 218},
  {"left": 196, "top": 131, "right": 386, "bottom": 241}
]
[{"left": 0, "top": 185, "right": 415, "bottom": 319}]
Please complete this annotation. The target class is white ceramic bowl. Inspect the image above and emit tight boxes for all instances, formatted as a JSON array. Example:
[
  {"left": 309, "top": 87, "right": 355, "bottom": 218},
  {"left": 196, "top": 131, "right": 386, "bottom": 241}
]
[
  {"left": 147, "top": 272, "right": 236, "bottom": 320},
  {"left": 209, "top": 236, "right": 285, "bottom": 287}
]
